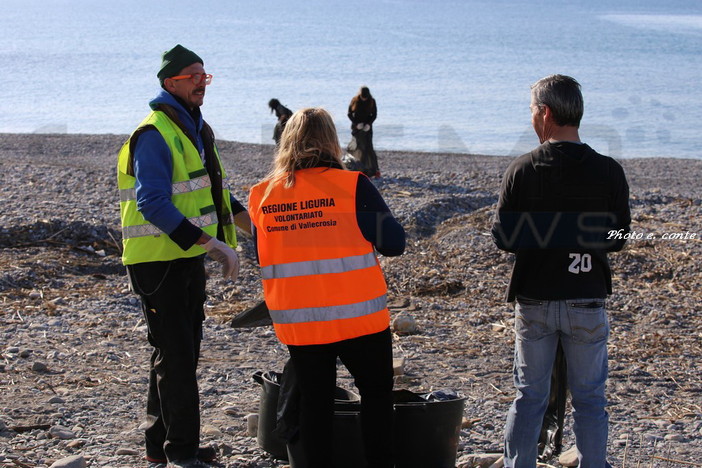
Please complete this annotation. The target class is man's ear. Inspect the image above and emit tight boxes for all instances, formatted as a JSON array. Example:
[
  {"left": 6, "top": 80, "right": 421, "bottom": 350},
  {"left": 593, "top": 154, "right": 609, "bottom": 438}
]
[
  {"left": 163, "top": 78, "right": 175, "bottom": 93},
  {"left": 542, "top": 105, "right": 553, "bottom": 121}
]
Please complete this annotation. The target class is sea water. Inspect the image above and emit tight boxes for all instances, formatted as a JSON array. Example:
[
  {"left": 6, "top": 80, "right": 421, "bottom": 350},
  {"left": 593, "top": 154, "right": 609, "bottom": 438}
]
[{"left": 1, "top": 0, "right": 701, "bottom": 159}]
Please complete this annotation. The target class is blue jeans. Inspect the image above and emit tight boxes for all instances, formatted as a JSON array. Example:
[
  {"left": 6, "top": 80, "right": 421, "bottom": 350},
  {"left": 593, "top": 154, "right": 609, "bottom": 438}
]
[{"left": 504, "top": 297, "right": 610, "bottom": 468}]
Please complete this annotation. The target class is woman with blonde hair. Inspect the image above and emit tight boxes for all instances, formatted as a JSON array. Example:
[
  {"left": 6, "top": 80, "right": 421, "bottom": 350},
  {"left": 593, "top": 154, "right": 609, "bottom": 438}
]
[{"left": 249, "top": 107, "right": 405, "bottom": 467}]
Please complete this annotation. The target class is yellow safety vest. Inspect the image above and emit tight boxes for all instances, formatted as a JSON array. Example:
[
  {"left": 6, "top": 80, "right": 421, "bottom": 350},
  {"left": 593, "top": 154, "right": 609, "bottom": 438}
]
[{"left": 117, "top": 111, "right": 237, "bottom": 265}]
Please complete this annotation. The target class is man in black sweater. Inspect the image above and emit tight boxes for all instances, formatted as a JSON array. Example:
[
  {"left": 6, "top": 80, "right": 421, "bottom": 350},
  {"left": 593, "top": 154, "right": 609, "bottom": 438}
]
[{"left": 492, "top": 74, "right": 630, "bottom": 468}]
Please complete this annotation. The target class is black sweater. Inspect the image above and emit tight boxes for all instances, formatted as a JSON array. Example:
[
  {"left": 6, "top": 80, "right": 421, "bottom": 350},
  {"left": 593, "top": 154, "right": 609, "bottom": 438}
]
[
  {"left": 492, "top": 141, "right": 631, "bottom": 302},
  {"left": 347, "top": 98, "right": 377, "bottom": 126}
]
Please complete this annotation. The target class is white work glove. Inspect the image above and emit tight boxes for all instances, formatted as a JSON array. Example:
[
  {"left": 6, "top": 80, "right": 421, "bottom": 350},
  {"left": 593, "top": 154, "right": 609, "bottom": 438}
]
[
  {"left": 356, "top": 123, "right": 364, "bottom": 130},
  {"left": 202, "top": 237, "right": 240, "bottom": 281},
  {"left": 363, "top": 124, "right": 371, "bottom": 131}
]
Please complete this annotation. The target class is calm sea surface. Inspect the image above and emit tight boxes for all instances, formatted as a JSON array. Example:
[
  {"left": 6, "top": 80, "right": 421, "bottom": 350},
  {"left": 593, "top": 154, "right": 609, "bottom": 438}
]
[{"left": 1, "top": 0, "right": 701, "bottom": 159}]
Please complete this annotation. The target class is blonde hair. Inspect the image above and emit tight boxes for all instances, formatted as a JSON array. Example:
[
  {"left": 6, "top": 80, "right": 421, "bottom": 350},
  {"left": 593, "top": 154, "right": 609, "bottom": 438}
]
[{"left": 262, "top": 107, "right": 344, "bottom": 195}]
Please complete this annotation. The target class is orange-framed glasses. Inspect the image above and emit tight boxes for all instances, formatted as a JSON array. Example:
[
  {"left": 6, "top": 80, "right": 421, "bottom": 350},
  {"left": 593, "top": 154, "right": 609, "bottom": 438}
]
[{"left": 169, "top": 73, "right": 213, "bottom": 85}]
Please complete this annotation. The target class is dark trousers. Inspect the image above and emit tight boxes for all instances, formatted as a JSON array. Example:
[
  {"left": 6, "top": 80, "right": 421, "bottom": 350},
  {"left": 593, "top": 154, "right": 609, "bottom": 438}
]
[
  {"left": 127, "top": 256, "right": 207, "bottom": 462},
  {"left": 539, "top": 340, "right": 567, "bottom": 461},
  {"left": 352, "top": 128, "right": 379, "bottom": 177},
  {"left": 287, "top": 328, "right": 394, "bottom": 468}
]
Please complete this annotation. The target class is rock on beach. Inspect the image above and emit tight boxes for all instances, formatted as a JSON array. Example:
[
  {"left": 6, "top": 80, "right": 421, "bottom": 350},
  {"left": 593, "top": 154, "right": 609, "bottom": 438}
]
[
  {"left": 49, "top": 455, "right": 86, "bottom": 468},
  {"left": 1, "top": 133, "right": 701, "bottom": 467}
]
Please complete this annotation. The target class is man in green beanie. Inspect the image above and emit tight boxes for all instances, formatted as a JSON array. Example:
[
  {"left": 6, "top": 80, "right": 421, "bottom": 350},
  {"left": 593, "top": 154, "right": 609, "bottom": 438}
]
[{"left": 117, "top": 44, "right": 252, "bottom": 468}]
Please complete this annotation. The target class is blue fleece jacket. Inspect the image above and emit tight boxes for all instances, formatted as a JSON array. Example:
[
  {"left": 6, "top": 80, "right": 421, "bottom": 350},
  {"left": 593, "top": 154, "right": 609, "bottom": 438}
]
[{"left": 132, "top": 90, "right": 245, "bottom": 251}]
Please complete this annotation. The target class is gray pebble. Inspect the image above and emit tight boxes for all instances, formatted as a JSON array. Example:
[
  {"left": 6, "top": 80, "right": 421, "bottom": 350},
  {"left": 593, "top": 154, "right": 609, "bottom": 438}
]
[
  {"left": 49, "top": 425, "right": 76, "bottom": 440},
  {"left": 31, "top": 361, "right": 48, "bottom": 372},
  {"left": 49, "top": 455, "right": 86, "bottom": 468},
  {"left": 245, "top": 413, "right": 258, "bottom": 437},
  {"left": 50, "top": 297, "right": 67, "bottom": 306},
  {"left": 115, "top": 447, "right": 139, "bottom": 455}
]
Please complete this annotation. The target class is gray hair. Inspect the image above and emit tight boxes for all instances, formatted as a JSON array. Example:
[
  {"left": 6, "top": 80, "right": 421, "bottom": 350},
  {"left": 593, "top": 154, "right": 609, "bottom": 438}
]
[{"left": 531, "top": 74, "right": 584, "bottom": 127}]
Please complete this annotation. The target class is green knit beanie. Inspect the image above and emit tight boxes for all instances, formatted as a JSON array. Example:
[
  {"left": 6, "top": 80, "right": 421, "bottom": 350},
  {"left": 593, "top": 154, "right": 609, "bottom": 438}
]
[{"left": 157, "top": 44, "right": 204, "bottom": 85}]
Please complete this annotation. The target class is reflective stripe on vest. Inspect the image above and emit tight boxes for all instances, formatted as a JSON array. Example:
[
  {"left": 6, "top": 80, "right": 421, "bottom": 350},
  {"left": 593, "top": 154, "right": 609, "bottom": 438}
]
[
  {"left": 122, "top": 211, "right": 217, "bottom": 239},
  {"left": 261, "top": 252, "right": 377, "bottom": 280},
  {"left": 119, "top": 173, "right": 212, "bottom": 203},
  {"left": 121, "top": 211, "right": 235, "bottom": 240},
  {"left": 268, "top": 294, "right": 387, "bottom": 324}
]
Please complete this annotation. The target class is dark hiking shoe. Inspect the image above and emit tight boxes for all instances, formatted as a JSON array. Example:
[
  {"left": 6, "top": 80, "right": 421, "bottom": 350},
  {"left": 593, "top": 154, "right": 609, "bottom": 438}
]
[
  {"left": 166, "top": 458, "right": 210, "bottom": 468},
  {"left": 146, "top": 445, "right": 217, "bottom": 464}
]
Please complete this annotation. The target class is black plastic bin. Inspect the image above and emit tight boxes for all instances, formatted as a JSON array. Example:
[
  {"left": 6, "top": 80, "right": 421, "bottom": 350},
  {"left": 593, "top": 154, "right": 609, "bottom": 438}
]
[
  {"left": 393, "top": 396, "right": 465, "bottom": 468},
  {"left": 253, "top": 371, "right": 465, "bottom": 468},
  {"left": 253, "top": 371, "right": 361, "bottom": 461}
]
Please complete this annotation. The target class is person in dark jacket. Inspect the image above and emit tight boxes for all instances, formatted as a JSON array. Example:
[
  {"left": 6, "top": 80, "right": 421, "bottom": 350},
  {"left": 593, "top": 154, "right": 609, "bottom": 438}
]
[
  {"left": 491, "top": 74, "right": 631, "bottom": 468},
  {"left": 347, "top": 86, "right": 379, "bottom": 178},
  {"left": 268, "top": 98, "right": 293, "bottom": 145}
]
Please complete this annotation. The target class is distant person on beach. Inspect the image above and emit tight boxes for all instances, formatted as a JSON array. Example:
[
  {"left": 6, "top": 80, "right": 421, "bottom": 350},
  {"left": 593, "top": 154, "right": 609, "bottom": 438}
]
[
  {"left": 491, "top": 74, "right": 631, "bottom": 468},
  {"left": 268, "top": 98, "right": 293, "bottom": 145},
  {"left": 347, "top": 86, "right": 380, "bottom": 178},
  {"left": 117, "top": 44, "right": 251, "bottom": 468},
  {"left": 248, "top": 107, "right": 405, "bottom": 468}
]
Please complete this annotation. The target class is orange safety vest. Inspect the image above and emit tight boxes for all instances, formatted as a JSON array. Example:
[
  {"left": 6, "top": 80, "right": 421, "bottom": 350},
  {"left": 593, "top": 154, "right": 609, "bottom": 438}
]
[{"left": 249, "top": 167, "right": 390, "bottom": 346}]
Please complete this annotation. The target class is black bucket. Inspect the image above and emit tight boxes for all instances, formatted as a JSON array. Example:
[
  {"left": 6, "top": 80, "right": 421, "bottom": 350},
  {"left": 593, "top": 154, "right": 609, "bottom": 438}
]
[
  {"left": 253, "top": 371, "right": 361, "bottom": 461},
  {"left": 393, "top": 396, "right": 465, "bottom": 468},
  {"left": 254, "top": 371, "right": 465, "bottom": 468}
]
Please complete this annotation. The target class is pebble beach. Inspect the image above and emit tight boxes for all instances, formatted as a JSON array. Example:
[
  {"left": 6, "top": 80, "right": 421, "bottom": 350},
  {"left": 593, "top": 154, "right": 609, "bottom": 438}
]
[{"left": 1, "top": 133, "right": 701, "bottom": 467}]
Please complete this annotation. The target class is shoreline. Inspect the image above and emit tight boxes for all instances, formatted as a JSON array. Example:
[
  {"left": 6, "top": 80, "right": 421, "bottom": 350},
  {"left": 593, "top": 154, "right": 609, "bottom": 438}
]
[
  {"left": 3, "top": 131, "right": 701, "bottom": 203},
  {"left": 3, "top": 131, "right": 702, "bottom": 162}
]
